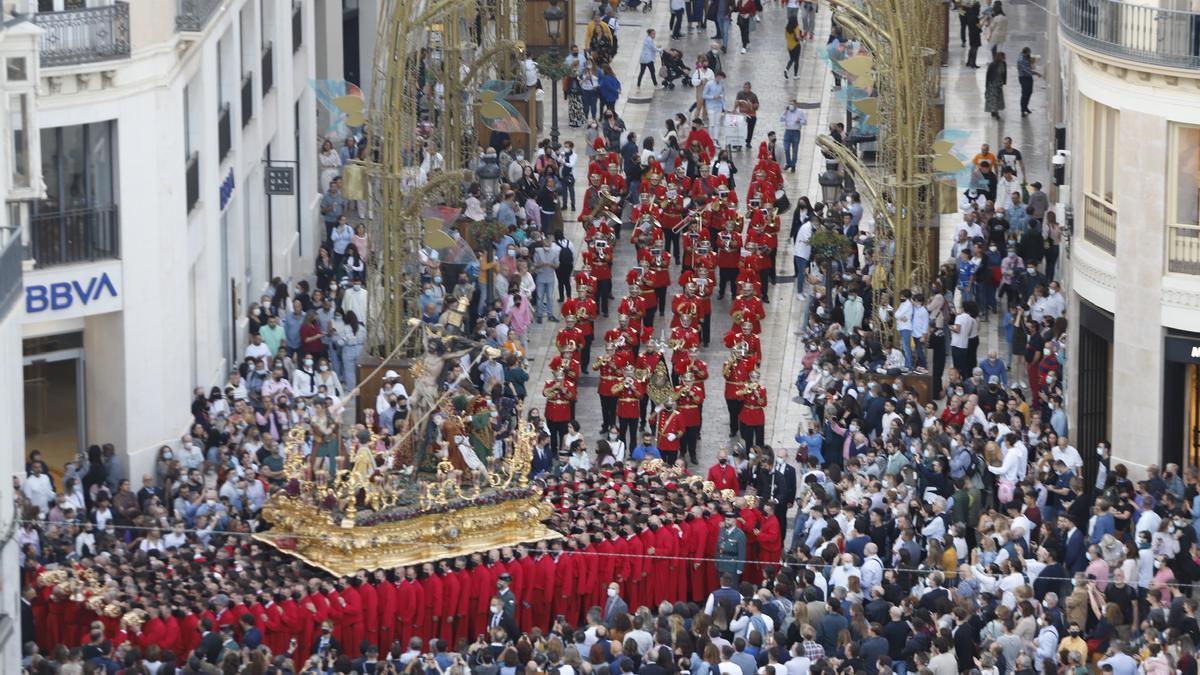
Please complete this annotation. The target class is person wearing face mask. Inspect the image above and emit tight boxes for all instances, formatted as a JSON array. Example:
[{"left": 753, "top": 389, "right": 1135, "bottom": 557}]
[
  {"left": 291, "top": 355, "right": 318, "bottom": 398},
  {"left": 486, "top": 594, "right": 519, "bottom": 637},
  {"left": 706, "top": 448, "right": 740, "bottom": 493}
]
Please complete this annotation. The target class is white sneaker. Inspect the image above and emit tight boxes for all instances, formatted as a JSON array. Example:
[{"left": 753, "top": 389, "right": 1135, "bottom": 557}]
[
  {"left": 740, "top": 47, "right": 747, "bottom": 53},
  {"left": 756, "top": 15, "right": 761, "bottom": 22}
]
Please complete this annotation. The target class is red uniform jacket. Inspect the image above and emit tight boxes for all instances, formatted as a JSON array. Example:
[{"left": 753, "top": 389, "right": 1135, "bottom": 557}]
[
  {"left": 707, "top": 463, "right": 740, "bottom": 493},
  {"left": 738, "top": 383, "right": 768, "bottom": 426},
  {"left": 543, "top": 379, "right": 578, "bottom": 422},
  {"left": 656, "top": 409, "right": 684, "bottom": 451}
]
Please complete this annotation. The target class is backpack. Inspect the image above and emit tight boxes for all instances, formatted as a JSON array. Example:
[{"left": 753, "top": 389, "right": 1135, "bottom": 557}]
[{"left": 557, "top": 240, "right": 574, "bottom": 269}]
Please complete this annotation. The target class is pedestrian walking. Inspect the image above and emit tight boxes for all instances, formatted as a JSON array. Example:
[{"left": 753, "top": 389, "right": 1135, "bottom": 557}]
[
  {"left": 965, "top": 0, "right": 982, "bottom": 67},
  {"left": 985, "top": 51, "right": 1007, "bottom": 118},
  {"left": 986, "top": 1, "right": 1008, "bottom": 57},
  {"left": 638, "top": 29, "right": 662, "bottom": 88},
  {"left": 670, "top": 0, "right": 686, "bottom": 39},
  {"left": 1017, "top": 46, "right": 1042, "bottom": 116},
  {"left": 735, "top": 0, "right": 756, "bottom": 53},
  {"left": 691, "top": 55, "right": 715, "bottom": 123},
  {"left": 579, "top": 64, "right": 600, "bottom": 121},
  {"left": 784, "top": 17, "right": 804, "bottom": 79},
  {"left": 598, "top": 65, "right": 622, "bottom": 114}
]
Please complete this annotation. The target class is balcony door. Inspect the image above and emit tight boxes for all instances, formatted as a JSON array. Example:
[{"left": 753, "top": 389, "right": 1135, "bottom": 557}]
[{"left": 32, "top": 121, "right": 118, "bottom": 267}]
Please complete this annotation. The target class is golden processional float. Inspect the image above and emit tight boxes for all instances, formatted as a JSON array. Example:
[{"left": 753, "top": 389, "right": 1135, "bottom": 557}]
[{"left": 252, "top": 0, "right": 561, "bottom": 576}]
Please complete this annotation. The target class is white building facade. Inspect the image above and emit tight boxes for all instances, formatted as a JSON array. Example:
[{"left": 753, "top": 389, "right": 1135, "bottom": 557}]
[
  {"left": 1057, "top": 0, "right": 1200, "bottom": 480},
  {"left": 10, "top": 0, "right": 320, "bottom": 506}
]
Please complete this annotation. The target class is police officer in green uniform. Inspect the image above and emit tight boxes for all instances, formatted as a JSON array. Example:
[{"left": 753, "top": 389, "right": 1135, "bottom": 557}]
[
  {"left": 715, "top": 512, "right": 748, "bottom": 583},
  {"left": 497, "top": 572, "right": 517, "bottom": 619}
]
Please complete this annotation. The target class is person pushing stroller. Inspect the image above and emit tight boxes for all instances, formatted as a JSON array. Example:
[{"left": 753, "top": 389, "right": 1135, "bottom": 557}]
[{"left": 661, "top": 48, "right": 689, "bottom": 89}]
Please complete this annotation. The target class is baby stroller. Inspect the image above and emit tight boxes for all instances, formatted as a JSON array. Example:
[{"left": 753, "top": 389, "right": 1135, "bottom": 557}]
[
  {"left": 620, "top": 0, "right": 652, "bottom": 12},
  {"left": 661, "top": 49, "right": 688, "bottom": 89}
]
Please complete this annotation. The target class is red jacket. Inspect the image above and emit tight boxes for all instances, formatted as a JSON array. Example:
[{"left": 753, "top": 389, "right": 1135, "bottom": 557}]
[{"left": 706, "top": 463, "right": 740, "bottom": 493}]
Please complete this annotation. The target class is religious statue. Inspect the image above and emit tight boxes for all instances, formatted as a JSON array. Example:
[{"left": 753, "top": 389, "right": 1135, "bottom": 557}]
[{"left": 407, "top": 321, "right": 480, "bottom": 470}]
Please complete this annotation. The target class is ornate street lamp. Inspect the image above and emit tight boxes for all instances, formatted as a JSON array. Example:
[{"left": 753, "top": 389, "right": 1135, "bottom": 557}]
[
  {"left": 819, "top": 160, "right": 843, "bottom": 205},
  {"left": 475, "top": 150, "right": 502, "bottom": 200},
  {"left": 543, "top": 0, "right": 565, "bottom": 149}
]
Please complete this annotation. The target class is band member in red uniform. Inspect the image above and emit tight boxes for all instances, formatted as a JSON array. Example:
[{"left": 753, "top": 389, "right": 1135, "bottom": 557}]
[
  {"left": 626, "top": 265, "right": 658, "bottom": 328},
  {"left": 606, "top": 313, "right": 640, "bottom": 357},
  {"left": 738, "top": 498, "right": 765, "bottom": 584},
  {"left": 643, "top": 242, "right": 672, "bottom": 315},
  {"left": 724, "top": 320, "right": 763, "bottom": 360},
  {"left": 582, "top": 237, "right": 614, "bottom": 316},
  {"left": 594, "top": 342, "right": 629, "bottom": 433},
  {"left": 612, "top": 365, "right": 647, "bottom": 452},
  {"left": 731, "top": 281, "right": 766, "bottom": 332},
  {"left": 685, "top": 120, "right": 717, "bottom": 159},
  {"left": 655, "top": 399, "right": 684, "bottom": 465},
  {"left": 723, "top": 346, "right": 759, "bottom": 438},
  {"left": 677, "top": 345, "right": 709, "bottom": 383},
  {"left": 543, "top": 369, "right": 577, "bottom": 456},
  {"left": 548, "top": 342, "right": 582, "bottom": 383},
  {"left": 675, "top": 371, "right": 705, "bottom": 465},
  {"left": 738, "top": 369, "right": 768, "bottom": 450},
  {"left": 550, "top": 540, "right": 576, "bottom": 625},
  {"left": 715, "top": 220, "right": 744, "bottom": 300},
  {"left": 617, "top": 280, "right": 649, "bottom": 334},
  {"left": 555, "top": 315, "right": 585, "bottom": 354},
  {"left": 636, "top": 338, "right": 668, "bottom": 428},
  {"left": 579, "top": 172, "right": 614, "bottom": 223},
  {"left": 670, "top": 282, "right": 702, "bottom": 329},
  {"left": 668, "top": 316, "right": 702, "bottom": 382},
  {"left": 561, "top": 286, "right": 598, "bottom": 371},
  {"left": 659, "top": 183, "right": 686, "bottom": 260}
]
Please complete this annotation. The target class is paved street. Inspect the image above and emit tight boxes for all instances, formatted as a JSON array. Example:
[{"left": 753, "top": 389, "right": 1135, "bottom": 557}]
[{"left": 518, "top": 0, "right": 1059, "bottom": 468}]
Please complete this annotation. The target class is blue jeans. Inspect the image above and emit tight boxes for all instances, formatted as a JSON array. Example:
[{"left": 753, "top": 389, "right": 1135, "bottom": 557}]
[
  {"left": 900, "top": 329, "right": 913, "bottom": 369},
  {"left": 718, "top": 15, "right": 731, "bottom": 50},
  {"left": 783, "top": 129, "right": 801, "bottom": 168},
  {"left": 582, "top": 90, "right": 598, "bottom": 120},
  {"left": 341, "top": 344, "right": 363, "bottom": 391},
  {"left": 793, "top": 256, "right": 808, "bottom": 293},
  {"left": 627, "top": 179, "right": 641, "bottom": 206},
  {"left": 536, "top": 279, "right": 555, "bottom": 318},
  {"left": 913, "top": 336, "right": 926, "bottom": 368}
]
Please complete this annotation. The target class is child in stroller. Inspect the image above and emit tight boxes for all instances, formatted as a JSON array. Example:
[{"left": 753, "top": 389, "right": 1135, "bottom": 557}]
[{"left": 661, "top": 49, "right": 688, "bottom": 89}]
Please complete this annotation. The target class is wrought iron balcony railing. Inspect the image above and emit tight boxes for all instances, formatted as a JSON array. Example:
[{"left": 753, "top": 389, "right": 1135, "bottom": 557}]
[
  {"left": 1059, "top": 0, "right": 1200, "bottom": 70},
  {"left": 29, "top": 205, "right": 121, "bottom": 269},
  {"left": 176, "top": 0, "right": 223, "bottom": 33},
  {"left": 32, "top": 2, "right": 131, "bottom": 68}
]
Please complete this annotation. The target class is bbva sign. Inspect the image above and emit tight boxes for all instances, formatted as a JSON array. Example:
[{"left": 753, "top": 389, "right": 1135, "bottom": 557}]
[{"left": 23, "top": 261, "right": 123, "bottom": 321}]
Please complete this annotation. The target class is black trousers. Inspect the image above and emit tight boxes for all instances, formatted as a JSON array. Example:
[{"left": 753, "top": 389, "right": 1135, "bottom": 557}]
[
  {"left": 670, "top": 8, "right": 685, "bottom": 37},
  {"left": 701, "top": 313, "right": 711, "bottom": 345},
  {"left": 681, "top": 425, "right": 700, "bottom": 463},
  {"left": 932, "top": 331, "right": 948, "bottom": 398},
  {"left": 1019, "top": 75, "right": 1034, "bottom": 112},
  {"left": 664, "top": 228, "right": 681, "bottom": 260},
  {"left": 745, "top": 115, "right": 757, "bottom": 146},
  {"left": 601, "top": 395, "right": 617, "bottom": 430},
  {"left": 786, "top": 45, "right": 801, "bottom": 75},
  {"left": 718, "top": 267, "right": 738, "bottom": 297},
  {"left": 740, "top": 421, "right": 764, "bottom": 450},
  {"left": 581, "top": 334, "right": 594, "bottom": 373},
  {"left": 727, "top": 398, "right": 743, "bottom": 436},
  {"left": 967, "top": 43, "right": 980, "bottom": 66},
  {"left": 557, "top": 268, "right": 573, "bottom": 302},
  {"left": 655, "top": 287, "right": 668, "bottom": 315},
  {"left": 737, "top": 16, "right": 751, "bottom": 48},
  {"left": 759, "top": 269, "right": 770, "bottom": 301},
  {"left": 619, "top": 416, "right": 640, "bottom": 452},
  {"left": 597, "top": 279, "right": 612, "bottom": 315},
  {"left": 638, "top": 62, "right": 658, "bottom": 87},
  {"left": 549, "top": 420, "right": 569, "bottom": 456}
]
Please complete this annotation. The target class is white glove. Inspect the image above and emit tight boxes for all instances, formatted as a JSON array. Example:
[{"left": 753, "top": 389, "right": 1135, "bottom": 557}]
[{"left": 667, "top": 433, "right": 677, "bottom": 441}]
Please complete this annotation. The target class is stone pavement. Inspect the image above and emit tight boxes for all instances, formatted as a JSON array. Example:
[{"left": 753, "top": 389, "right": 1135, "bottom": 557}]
[
  {"left": 938, "top": 0, "right": 1057, "bottom": 361},
  {"left": 521, "top": 0, "right": 835, "bottom": 469},
  {"left": 517, "top": 0, "right": 1060, "bottom": 468}
]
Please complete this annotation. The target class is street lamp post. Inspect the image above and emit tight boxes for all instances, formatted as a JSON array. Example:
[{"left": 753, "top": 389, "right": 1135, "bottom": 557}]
[
  {"left": 818, "top": 161, "right": 843, "bottom": 205},
  {"left": 543, "top": 0, "right": 565, "bottom": 150}
]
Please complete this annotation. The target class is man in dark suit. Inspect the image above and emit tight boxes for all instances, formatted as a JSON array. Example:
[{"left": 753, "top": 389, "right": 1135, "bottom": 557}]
[
  {"left": 197, "top": 618, "right": 223, "bottom": 665},
  {"left": 1060, "top": 514, "right": 1086, "bottom": 573},
  {"left": 485, "top": 596, "right": 520, "bottom": 641},
  {"left": 758, "top": 449, "right": 797, "bottom": 534},
  {"left": 530, "top": 433, "right": 554, "bottom": 477},
  {"left": 916, "top": 573, "right": 951, "bottom": 614},
  {"left": 496, "top": 574, "right": 517, "bottom": 619},
  {"left": 952, "top": 606, "right": 982, "bottom": 669},
  {"left": 20, "top": 588, "right": 35, "bottom": 647},
  {"left": 602, "top": 582, "right": 630, "bottom": 626}
]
